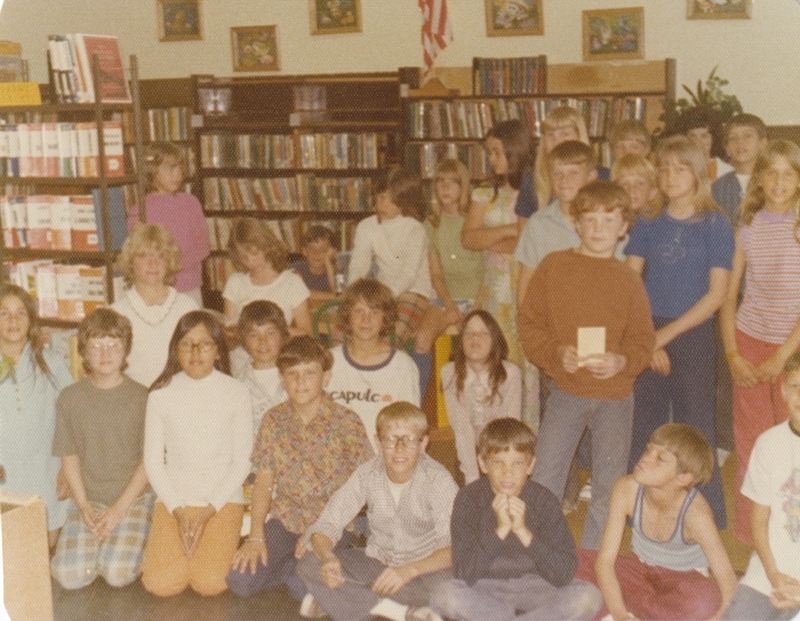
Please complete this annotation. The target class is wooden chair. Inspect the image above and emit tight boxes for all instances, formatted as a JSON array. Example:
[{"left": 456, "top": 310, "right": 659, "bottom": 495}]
[{"left": 312, "top": 298, "right": 344, "bottom": 347}]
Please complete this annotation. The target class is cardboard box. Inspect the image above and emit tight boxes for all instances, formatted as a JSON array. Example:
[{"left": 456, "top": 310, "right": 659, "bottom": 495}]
[{"left": 1, "top": 489, "right": 54, "bottom": 621}]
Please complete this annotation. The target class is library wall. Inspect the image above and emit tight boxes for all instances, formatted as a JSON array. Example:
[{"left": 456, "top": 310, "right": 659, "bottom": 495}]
[{"left": 1, "top": 0, "right": 798, "bottom": 125}]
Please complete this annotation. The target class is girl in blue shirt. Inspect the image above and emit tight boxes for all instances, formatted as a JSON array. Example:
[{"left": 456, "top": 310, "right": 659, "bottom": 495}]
[{"left": 625, "top": 135, "right": 734, "bottom": 528}]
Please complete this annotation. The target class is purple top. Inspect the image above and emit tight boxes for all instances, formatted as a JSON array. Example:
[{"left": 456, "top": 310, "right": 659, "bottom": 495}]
[{"left": 128, "top": 193, "right": 211, "bottom": 292}]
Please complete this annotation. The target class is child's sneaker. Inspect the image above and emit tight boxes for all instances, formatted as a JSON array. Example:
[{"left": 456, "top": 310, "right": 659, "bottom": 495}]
[
  {"left": 300, "top": 593, "right": 327, "bottom": 618},
  {"left": 579, "top": 477, "right": 592, "bottom": 501}
]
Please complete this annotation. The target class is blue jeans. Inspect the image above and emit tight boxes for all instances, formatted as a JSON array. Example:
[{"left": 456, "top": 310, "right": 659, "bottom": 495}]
[
  {"left": 430, "top": 575, "right": 602, "bottom": 621},
  {"left": 531, "top": 386, "right": 633, "bottom": 549},
  {"left": 226, "top": 518, "right": 352, "bottom": 600}
]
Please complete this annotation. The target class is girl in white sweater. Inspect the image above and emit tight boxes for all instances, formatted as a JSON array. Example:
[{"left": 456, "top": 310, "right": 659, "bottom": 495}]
[{"left": 141, "top": 310, "right": 252, "bottom": 597}]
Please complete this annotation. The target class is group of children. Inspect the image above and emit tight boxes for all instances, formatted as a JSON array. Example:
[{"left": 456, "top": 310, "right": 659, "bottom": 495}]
[{"left": 2, "top": 104, "right": 800, "bottom": 621}]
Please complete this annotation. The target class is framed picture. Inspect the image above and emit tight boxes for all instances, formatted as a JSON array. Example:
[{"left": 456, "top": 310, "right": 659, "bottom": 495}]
[
  {"left": 582, "top": 7, "right": 644, "bottom": 62},
  {"left": 686, "top": 0, "right": 751, "bottom": 19},
  {"left": 157, "top": 0, "right": 202, "bottom": 42},
  {"left": 230, "top": 26, "right": 280, "bottom": 72},
  {"left": 484, "top": 0, "right": 543, "bottom": 36},
  {"left": 309, "top": 0, "right": 362, "bottom": 35}
]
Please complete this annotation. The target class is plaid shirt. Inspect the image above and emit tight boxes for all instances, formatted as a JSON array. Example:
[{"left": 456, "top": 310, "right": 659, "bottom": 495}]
[
  {"left": 306, "top": 453, "right": 458, "bottom": 566},
  {"left": 252, "top": 395, "right": 373, "bottom": 533}
]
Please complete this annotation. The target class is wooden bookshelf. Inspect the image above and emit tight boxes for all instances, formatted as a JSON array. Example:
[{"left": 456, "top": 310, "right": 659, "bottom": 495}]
[{"left": 0, "top": 61, "right": 144, "bottom": 326}]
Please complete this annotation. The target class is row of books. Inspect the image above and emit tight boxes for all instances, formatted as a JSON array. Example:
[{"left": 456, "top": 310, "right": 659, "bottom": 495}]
[
  {"left": 199, "top": 132, "right": 385, "bottom": 171},
  {"left": 206, "top": 217, "right": 294, "bottom": 253},
  {"left": 472, "top": 55, "right": 547, "bottom": 96},
  {"left": 200, "top": 133, "right": 295, "bottom": 170},
  {"left": 4, "top": 259, "right": 106, "bottom": 321},
  {"left": 203, "top": 177, "right": 301, "bottom": 212},
  {"left": 1, "top": 189, "right": 127, "bottom": 251},
  {"left": 145, "top": 107, "right": 192, "bottom": 142},
  {"left": 47, "top": 33, "right": 130, "bottom": 104},
  {"left": 404, "top": 143, "right": 491, "bottom": 180},
  {"left": 0, "top": 120, "right": 125, "bottom": 178},
  {"left": 406, "top": 96, "right": 648, "bottom": 141},
  {"left": 203, "top": 175, "right": 374, "bottom": 213}
]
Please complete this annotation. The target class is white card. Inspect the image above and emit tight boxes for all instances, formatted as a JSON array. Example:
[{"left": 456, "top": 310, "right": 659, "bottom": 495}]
[{"left": 577, "top": 326, "right": 606, "bottom": 366}]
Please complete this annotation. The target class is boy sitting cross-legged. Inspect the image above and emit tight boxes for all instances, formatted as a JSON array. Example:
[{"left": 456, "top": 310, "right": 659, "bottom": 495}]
[
  {"left": 226, "top": 335, "right": 373, "bottom": 601},
  {"left": 430, "top": 418, "right": 602, "bottom": 621},
  {"left": 297, "top": 401, "right": 458, "bottom": 621},
  {"left": 518, "top": 180, "right": 655, "bottom": 550},
  {"left": 579, "top": 423, "right": 737, "bottom": 621}
]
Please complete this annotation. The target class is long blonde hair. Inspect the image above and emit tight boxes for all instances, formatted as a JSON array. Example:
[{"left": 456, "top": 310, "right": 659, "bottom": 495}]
[
  {"left": 429, "top": 158, "right": 471, "bottom": 228},
  {"left": 534, "top": 106, "right": 590, "bottom": 209},
  {"left": 739, "top": 140, "right": 800, "bottom": 241},
  {"left": 654, "top": 135, "right": 720, "bottom": 218}
]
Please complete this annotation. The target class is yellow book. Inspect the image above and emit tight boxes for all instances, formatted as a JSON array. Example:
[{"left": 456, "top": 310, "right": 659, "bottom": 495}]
[{"left": 0, "top": 82, "right": 42, "bottom": 106}]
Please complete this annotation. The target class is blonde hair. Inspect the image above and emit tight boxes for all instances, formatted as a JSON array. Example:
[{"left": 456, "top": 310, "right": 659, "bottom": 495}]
[
  {"left": 142, "top": 142, "right": 186, "bottom": 193},
  {"left": 608, "top": 120, "right": 652, "bottom": 151},
  {"left": 649, "top": 423, "right": 714, "bottom": 487},
  {"left": 654, "top": 135, "right": 720, "bottom": 218},
  {"left": 429, "top": 159, "right": 471, "bottom": 228},
  {"left": 115, "top": 223, "right": 182, "bottom": 288},
  {"left": 534, "top": 106, "right": 590, "bottom": 209},
  {"left": 375, "top": 401, "right": 428, "bottom": 436},
  {"left": 739, "top": 140, "right": 800, "bottom": 241},
  {"left": 611, "top": 153, "right": 662, "bottom": 218},
  {"left": 227, "top": 217, "right": 289, "bottom": 273}
]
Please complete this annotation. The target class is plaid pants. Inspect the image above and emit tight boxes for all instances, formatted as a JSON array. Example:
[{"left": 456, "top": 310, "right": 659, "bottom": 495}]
[{"left": 51, "top": 492, "right": 155, "bottom": 589}]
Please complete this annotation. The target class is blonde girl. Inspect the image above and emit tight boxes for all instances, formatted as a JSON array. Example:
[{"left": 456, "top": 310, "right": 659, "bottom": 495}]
[
  {"left": 111, "top": 223, "right": 199, "bottom": 388},
  {"left": 413, "top": 159, "right": 485, "bottom": 395},
  {"left": 625, "top": 135, "right": 734, "bottom": 529},
  {"left": 719, "top": 140, "right": 800, "bottom": 544},
  {"left": 610, "top": 153, "right": 661, "bottom": 218},
  {"left": 223, "top": 216, "right": 312, "bottom": 336},
  {"left": 515, "top": 105, "right": 608, "bottom": 220},
  {"left": 127, "top": 142, "right": 210, "bottom": 305},
  {"left": 441, "top": 309, "right": 522, "bottom": 484}
]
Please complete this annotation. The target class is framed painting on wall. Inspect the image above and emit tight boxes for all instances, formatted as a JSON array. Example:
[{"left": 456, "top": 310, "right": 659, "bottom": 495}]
[
  {"left": 231, "top": 25, "right": 280, "bottom": 72},
  {"left": 157, "top": 0, "right": 202, "bottom": 42},
  {"left": 309, "top": 0, "right": 362, "bottom": 35},
  {"left": 686, "top": 0, "right": 751, "bottom": 20},
  {"left": 582, "top": 7, "right": 644, "bottom": 62},
  {"left": 485, "top": 0, "right": 544, "bottom": 36}
]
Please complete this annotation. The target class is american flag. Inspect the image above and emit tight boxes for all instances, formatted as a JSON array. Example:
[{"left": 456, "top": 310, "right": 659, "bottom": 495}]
[{"left": 419, "top": 0, "right": 453, "bottom": 74}]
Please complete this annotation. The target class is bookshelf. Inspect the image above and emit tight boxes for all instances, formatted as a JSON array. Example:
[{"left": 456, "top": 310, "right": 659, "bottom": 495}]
[
  {"left": 138, "top": 77, "right": 195, "bottom": 183},
  {"left": 191, "top": 70, "right": 416, "bottom": 301},
  {"left": 0, "top": 60, "right": 144, "bottom": 327},
  {"left": 404, "top": 58, "right": 676, "bottom": 178}
]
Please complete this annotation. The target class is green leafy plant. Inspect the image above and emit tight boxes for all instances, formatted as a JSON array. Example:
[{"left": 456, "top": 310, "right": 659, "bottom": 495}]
[{"left": 659, "top": 66, "right": 743, "bottom": 134}]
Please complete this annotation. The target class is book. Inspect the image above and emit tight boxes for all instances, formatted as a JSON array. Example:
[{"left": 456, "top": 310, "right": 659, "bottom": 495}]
[
  {"left": 41, "top": 122, "right": 60, "bottom": 177},
  {"left": 101, "top": 121, "right": 125, "bottom": 177},
  {"left": 69, "top": 194, "right": 99, "bottom": 251},
  {"left": 0, "top": 40, "right": 23, "bottom": 82},
  {"left": 49, "top": 195, "right": 72, "bottom": 250},
  {"left": 72, "top": 34, "right": 130, "bottom": 103},
  {"left": 90, "top": 186, "right": 127, "bottom": 250},
  {"left": 34, "top": 262, "right": 58, "bottom": 318},
  {"left": 25, "top": 195, "right": 53, "bottom": 249}
]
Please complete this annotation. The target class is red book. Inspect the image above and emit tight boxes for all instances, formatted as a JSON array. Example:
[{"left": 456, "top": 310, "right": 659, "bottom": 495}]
[{"left": 73, "top": 34, "right": 130, "bottom": 103}]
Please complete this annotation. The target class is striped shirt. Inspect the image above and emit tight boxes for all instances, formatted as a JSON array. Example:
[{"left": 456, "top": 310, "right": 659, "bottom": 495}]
[
  {"left": 737, "top": 210, "right": 800, "bottom": 344},
  {"left": 305, "top": 453, "right": 458, "bottom": 566}
]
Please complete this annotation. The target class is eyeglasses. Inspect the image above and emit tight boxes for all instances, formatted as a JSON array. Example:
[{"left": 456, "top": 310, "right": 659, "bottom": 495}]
[
  {"left": 379, "top": 434, "right": 423, "bottom": 449},
  {"left": 87, "top": 340, "right": 123, "bottom": 353},
  {"left": 178, "top": 340, "right": 217, "bottom": 354}
]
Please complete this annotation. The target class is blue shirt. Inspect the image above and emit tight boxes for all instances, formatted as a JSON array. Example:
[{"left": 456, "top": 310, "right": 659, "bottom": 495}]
[{"left": 625, "top": 210, "right": 734, "bottom": 318}]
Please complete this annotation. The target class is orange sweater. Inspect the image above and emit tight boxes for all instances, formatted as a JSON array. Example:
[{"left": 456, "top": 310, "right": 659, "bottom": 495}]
[{"left": 518, "top": 249, "right": 655, "bottom": 400}]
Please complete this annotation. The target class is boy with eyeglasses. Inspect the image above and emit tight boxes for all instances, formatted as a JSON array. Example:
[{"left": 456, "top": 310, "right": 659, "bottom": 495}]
[
  {"left": 51, "top": 308, "right": 154, "bottom": 589},
  {"left": 297, "top": 401, "right": 458, "bottom": 621}
]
